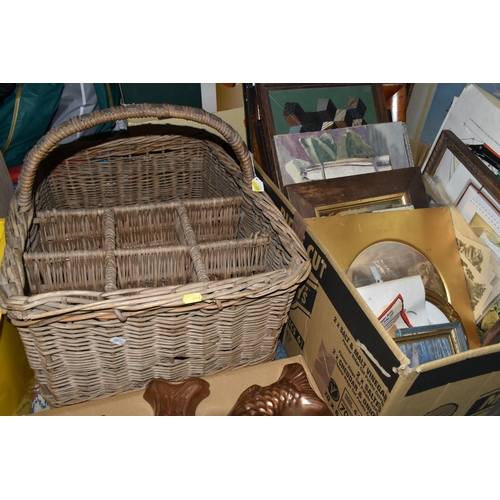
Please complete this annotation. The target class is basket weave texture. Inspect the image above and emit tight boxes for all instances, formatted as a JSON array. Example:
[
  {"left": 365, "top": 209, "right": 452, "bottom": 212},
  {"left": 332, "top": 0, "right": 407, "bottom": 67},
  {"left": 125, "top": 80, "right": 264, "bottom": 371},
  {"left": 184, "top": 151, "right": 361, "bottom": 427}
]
[{"left": 0, "top": 103, "right": 310, "bottom": 407}]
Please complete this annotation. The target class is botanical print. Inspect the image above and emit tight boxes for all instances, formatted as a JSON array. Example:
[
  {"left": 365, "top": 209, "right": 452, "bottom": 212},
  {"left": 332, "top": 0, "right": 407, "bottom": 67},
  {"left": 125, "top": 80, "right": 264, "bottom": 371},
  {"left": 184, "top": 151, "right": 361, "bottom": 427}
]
[
  {"left": 461, "top": 257, "right": 487, "bottom": 310},
  {"left": 456, "top": 237, "right": 486, "bottom": 273},
  {"left": 456, "top": 235, "right": 492, "bottom": 318}
]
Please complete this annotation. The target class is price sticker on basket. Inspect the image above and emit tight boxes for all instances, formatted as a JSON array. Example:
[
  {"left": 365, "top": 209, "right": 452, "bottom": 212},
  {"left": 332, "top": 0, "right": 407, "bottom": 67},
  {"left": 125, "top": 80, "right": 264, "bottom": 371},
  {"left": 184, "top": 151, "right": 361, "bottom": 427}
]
[
  {"left": 183, "top": 292, "right": 203, "bottom": 304},
  {"left": 110, "top": 337, "right": 126, "bottom": 346},
  {"left": 252, "top": 176, "right": 264, "bottom": 192}
]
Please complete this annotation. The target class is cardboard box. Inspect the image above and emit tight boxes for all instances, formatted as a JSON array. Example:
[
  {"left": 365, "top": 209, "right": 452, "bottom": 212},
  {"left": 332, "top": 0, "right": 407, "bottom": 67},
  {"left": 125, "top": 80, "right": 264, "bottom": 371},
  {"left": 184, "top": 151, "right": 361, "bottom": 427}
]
[
  {"left": 256, "top": 164, "right": 500, "bottom": 416},
  {"left": 33, "top": 356, "right": 329, "bottom": 416}
]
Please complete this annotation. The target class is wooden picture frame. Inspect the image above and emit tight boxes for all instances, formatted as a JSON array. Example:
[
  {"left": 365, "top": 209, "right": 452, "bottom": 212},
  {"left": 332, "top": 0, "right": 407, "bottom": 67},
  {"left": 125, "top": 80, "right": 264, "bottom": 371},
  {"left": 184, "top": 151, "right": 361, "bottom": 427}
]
[
  {"left": 424, "top": 129, "right": 500, "bottom": 202},
  {"left": 253, "top": 83, "right": 389, "bottom": 190},
  {"left": 285, "top": 167, "right": 428, "bottom": 218},
  {"left": 424, "top": 129, "right": 500, "bottom": 346}
]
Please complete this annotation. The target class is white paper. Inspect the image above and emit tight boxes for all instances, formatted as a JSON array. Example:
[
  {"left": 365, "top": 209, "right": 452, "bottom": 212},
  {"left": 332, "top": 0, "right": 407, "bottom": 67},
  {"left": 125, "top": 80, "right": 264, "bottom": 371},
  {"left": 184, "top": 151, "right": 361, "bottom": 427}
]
[
  {"left": 356, "top": 275, "right": 429, "bottom": 331},
  {"left": 424, "top": 84, "right": 500, "bottom": 173}
]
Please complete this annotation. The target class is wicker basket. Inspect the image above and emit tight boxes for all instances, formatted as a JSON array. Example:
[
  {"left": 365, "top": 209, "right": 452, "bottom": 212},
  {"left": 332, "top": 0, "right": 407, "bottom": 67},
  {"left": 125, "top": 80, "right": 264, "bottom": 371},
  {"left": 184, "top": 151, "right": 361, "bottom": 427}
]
[{"left": 0, "top": 103, "right": 310, "bottom": 408}]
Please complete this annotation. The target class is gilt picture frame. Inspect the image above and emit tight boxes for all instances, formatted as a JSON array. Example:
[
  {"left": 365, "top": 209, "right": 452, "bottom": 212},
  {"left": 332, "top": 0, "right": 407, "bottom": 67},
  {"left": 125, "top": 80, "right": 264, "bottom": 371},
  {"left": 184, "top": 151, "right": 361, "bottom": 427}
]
[
  {"left": 394, "top": 321, "right": 468, "bottom": 368},
  {"left": 305, "top": 207, "right": 482, "bottom": 349}
]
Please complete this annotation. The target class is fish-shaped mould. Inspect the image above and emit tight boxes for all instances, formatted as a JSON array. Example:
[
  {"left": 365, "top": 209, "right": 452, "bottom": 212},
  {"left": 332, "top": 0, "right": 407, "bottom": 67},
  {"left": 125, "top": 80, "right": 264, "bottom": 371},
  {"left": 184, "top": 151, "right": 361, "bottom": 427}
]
[
  {"left": 144, "top": 377, "right": 210, "bottom": 416},
  {"left": 228, "top": 362, "right": 332, "bottom": 416}
]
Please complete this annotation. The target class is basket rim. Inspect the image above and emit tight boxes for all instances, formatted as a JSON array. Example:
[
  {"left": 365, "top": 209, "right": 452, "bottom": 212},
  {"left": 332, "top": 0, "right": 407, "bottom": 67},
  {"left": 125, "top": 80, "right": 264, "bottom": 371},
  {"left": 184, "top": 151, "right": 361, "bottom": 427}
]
[
  {"left": 17, "top": 103, "right": 256, "bottom": 213},
  {"left": 0, "top": 111, "right": 311, "bottom": 318}
]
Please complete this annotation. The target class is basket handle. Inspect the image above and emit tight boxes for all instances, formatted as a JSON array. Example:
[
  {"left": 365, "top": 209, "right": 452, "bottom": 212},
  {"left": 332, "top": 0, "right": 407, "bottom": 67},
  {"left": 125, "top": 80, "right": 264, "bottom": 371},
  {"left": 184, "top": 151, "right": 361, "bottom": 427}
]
[{"left": 16, "top": 103, "right": 255, "bottom": 213}]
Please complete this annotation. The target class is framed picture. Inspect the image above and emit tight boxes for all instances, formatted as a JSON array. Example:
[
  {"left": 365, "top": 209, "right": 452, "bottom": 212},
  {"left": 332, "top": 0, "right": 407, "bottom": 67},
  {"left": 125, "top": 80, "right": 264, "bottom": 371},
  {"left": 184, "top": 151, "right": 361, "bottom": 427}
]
[
  {"left": 274, "top": 121, "right": 413, "bottom": 188},
  {"left": 254, "top": 83, "right": 388, "bottom": 190},
  {"left": 424, "top": 129, "right": 500, "bottom": 339},
  {"left": 285, "top": 166, "right": 429, "bottom": 218},
  {"left": 306, "top": 207, "right": 482, "bottom": 349},
  {"left": 424, "top": 129, "right": 500, "bottom": 207},
  {"left": 394, "top": 321, "right": 468, "bottom": 368}
]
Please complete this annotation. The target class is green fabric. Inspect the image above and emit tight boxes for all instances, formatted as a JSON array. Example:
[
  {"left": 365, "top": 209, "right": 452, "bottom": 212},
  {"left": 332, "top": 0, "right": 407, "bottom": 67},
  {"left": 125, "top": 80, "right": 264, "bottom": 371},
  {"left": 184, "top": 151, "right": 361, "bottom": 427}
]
[
  {"left": 93, "top": 83, "right": 121, "bottom": 134},
  {"left": 0, "top": 83, "right": 64, "bottom": 167}
]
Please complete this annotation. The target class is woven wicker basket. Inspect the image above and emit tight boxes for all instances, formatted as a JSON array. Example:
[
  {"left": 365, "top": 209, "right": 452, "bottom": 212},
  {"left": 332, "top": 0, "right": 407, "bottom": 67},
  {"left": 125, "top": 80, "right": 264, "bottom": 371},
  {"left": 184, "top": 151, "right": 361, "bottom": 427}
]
[{"left": 0, "top": 103, "right": 310, "bottom": 408}]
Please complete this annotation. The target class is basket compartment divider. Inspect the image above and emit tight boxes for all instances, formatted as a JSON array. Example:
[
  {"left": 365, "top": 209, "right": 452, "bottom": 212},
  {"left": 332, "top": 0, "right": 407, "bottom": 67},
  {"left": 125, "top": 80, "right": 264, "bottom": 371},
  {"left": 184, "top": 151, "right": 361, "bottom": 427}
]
[
  {"left": 175, "top": 199, "right": 209, "bottom": 283},
  {"left": 103, "top": 209, "right": 117, "bottom": 292}
]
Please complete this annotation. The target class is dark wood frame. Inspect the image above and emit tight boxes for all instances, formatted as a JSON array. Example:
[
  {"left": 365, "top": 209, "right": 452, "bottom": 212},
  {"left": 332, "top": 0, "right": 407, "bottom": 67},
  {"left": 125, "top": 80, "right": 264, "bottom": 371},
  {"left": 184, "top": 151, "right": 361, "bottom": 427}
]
[
  {"left": 253, "top": 83, "right": 389, "bottom": 191},
  {"left": 285, "top": 167, "right": 428, "bottom": 219},
  {"left": 424, "top": 129, "right": 500, "bottom": 203},
  {"left": 425, "top": 129, "right": 500, "bottom": 346}
]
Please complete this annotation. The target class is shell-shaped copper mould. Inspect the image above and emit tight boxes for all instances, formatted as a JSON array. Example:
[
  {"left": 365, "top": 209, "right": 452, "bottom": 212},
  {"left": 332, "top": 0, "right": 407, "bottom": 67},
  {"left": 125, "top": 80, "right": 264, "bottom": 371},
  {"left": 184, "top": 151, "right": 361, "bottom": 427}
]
[
  {"left": 144, "top": 377, "right": 210, "bottom": 416},
  {"left": 228, "top": 363, "right": 331, "bottom": 416}
]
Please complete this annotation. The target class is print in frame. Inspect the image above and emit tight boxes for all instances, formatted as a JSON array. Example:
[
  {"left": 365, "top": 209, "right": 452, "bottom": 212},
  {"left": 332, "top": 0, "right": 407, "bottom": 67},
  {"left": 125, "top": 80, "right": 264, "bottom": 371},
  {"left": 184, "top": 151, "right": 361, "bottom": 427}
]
[
  {"left": 254, "top": 83, "right": 388, "bottom": 190},
  {"left": 275, "top": 121, "right": 414, "bottom": 189},
  {"left": 285, "top": 167, "right": 429, "bottom": 219},
  {"left": 424, "top": 129, "right": 500, "bottom": 345}
]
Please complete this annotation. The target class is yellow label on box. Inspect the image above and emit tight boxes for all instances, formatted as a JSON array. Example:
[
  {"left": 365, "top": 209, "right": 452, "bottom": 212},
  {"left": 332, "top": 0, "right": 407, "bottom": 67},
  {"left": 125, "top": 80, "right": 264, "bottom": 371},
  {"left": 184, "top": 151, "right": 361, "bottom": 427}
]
[{"left": 183, "top": 292, "right": 202, "bottom": 304}]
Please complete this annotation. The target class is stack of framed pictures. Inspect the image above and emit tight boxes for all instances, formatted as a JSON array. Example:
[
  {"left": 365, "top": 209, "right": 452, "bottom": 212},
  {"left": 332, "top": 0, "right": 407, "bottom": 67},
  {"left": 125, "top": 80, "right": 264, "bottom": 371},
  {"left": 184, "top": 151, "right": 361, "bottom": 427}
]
[
  {"left": 248, "top": 82, "right": 500, "bottom": 362},
  {"left": 250, "top": 83, "right": 429, "bottom": 220},
  {"left": 251, "top": 83, "right": 389, "bottom": 191},
  {"left": 424, "top": 129, "right": 500, "bottom": 346},
  {"left": 306, "top": 206, "right": 482, "bottom": 352}
]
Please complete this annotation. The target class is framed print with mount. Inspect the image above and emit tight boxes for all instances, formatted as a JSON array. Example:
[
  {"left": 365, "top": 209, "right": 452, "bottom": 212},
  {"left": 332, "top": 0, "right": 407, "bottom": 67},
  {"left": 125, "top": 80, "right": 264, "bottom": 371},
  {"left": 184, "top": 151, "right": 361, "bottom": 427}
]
[
  {"left": 424, "top": 129, "right": 500, "bottom": 209},
  {"left": 424, "top": 129, "right": 500, "bottom": 345},
  {"left": 285, "top": 166, "right": 428, "bottom": 218},
  {"left": 253, "top": 83, "right": 389, "bottom": 191}
]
